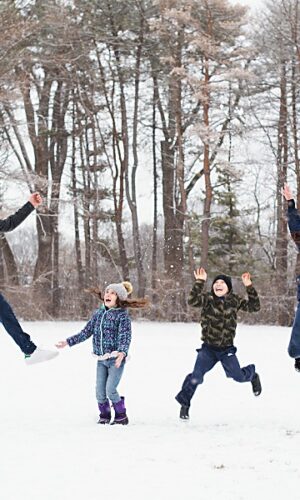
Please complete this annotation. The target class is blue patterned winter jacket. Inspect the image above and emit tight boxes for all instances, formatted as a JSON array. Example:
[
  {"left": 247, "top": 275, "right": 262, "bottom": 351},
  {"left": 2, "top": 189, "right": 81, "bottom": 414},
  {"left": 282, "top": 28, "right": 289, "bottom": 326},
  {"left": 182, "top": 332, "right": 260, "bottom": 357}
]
[
  {"left": 287, "top": 199, "right": 300, "bottom": 251},
  {"left": 66, "top": 306, "right": 132, "bottom": 356}
]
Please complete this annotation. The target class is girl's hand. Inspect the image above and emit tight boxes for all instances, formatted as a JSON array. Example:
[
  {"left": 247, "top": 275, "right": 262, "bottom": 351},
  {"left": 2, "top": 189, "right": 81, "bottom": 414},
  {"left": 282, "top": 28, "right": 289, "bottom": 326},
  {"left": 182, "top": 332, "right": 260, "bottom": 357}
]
[
  {"left": 242, "top": 272, "right": 252, "bottom": 287},
  {"left": 115, "top": 352, "right": 125, "bottom": 368},
  {"left": 194, "top": 267, "right": 207, "bottom": 281},
  {"left": 282, "top": 183, "right": 293, "bottom": 201},
  {"left": 55, "top": 340, "right": 68, "bottom": 349}
]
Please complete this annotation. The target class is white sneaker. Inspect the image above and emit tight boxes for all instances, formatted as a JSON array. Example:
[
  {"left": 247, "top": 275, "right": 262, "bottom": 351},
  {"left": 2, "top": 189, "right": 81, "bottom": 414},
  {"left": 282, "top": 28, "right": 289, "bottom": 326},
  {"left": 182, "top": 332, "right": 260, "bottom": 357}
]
[{"left": 25, "top": 347, "right": 59, "bottom": 365}]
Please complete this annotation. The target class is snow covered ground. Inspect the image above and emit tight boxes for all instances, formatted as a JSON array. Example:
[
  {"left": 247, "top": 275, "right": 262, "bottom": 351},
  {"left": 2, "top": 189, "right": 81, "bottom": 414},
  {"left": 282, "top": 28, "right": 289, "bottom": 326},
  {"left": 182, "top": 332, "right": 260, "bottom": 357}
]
[{"left": 0, "top": 320, "right": 299, "bottom": 500}]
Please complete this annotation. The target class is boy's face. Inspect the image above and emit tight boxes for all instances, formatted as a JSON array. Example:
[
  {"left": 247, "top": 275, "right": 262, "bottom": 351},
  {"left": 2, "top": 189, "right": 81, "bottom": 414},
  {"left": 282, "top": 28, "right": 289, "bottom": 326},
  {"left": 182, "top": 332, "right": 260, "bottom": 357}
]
[
  {"left": 104, "top": 289, "right": 118, "bottom": 308},
  {"left": 213, "top": 279, "right": 229, "bottom": 297}
]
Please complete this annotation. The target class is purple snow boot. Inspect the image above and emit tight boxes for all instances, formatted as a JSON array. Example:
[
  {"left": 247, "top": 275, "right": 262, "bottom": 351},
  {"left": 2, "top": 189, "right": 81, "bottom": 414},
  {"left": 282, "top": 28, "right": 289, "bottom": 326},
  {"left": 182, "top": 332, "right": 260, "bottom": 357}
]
[
  {"left": 111, "top": 396, "right": 129, "bottom": 425},
  {"left": 97, "top": 400, "right": 111, "bottom": 424}
]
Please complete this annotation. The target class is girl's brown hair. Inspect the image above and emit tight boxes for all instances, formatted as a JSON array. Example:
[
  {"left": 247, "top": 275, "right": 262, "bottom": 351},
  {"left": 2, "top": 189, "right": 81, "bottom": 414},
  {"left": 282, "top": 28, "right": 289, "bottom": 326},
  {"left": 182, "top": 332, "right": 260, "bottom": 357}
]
[{"left": 85, "top": 287, "right": 149, "bottom": 309}]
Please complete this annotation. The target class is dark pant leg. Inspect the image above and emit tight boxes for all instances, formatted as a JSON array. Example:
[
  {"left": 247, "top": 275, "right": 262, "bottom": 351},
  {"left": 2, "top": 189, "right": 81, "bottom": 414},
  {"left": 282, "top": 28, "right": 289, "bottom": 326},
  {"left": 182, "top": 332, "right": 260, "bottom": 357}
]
[
  {"left": 288, "top": 277, "right": 300, "bottom": 358},
  {"left": 176, "top": 344, "right": 218, "bottom": 406},
  {"left": 220, "top": 346, "right": 255, "bottom": 382},
  {"left": 288, "top": 302, "right": 300, "bottom": 358},
  {"left": 0, "top": 293, "right": 36, "bottom": 355}
]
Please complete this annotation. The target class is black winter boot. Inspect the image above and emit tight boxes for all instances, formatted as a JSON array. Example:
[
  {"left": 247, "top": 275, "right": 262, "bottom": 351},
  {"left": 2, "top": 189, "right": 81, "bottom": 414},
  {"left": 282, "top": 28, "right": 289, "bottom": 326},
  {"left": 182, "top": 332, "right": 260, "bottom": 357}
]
[
  {"left": 251, "top": 373, "right": 262, "bottom": 396},
  {"left": 295, "top": 358, "right": 300, "bottom": 372},
  {"left": 179, "top": 405, "right": 190, "bottom": 420}
]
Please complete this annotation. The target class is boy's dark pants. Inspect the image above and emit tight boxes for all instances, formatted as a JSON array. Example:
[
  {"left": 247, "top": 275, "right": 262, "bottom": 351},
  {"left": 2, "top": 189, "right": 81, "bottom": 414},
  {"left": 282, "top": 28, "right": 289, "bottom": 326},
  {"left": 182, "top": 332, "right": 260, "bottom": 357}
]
[
  {"left": 176, "top": 343, "right": 255, "bottom": 407},
  {"left": 0, "top": 293, "right": 36, "bottom": 355},
  {"left": 288, "top": 276, "right": 300, "bottom": 359}
]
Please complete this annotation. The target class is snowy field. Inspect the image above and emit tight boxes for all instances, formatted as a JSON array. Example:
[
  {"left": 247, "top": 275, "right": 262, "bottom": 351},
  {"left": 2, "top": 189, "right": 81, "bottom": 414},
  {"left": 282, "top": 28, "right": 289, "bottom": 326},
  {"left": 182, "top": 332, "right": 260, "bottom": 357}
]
[{"left": 0, "top": 320, "right": 299, "bottom": 500}]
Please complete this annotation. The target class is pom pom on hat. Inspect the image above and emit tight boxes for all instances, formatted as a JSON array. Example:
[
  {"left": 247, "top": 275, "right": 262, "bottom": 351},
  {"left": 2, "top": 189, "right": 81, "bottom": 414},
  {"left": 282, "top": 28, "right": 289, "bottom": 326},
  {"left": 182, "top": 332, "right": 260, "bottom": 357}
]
[
  {"left": 105, "top": 281, "right": 133, "bottom": 300},
  {"left": 122, "top": 281, "right": 133, "bottom": 295}
]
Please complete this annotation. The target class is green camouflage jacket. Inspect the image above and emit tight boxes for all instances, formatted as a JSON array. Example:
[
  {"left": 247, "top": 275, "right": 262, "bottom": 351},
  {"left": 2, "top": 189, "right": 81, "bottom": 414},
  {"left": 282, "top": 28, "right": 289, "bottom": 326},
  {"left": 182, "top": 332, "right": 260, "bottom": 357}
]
[{"left": 188, "top": 280, "right": 260, "bottom": 348}]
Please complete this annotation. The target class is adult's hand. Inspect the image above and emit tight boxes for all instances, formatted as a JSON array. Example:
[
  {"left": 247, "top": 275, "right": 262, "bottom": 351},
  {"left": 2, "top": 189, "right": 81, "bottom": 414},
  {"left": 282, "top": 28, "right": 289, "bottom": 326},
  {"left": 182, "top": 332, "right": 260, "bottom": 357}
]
[{"left": 29, "top": 192, "right": 42, "bottom": 208}]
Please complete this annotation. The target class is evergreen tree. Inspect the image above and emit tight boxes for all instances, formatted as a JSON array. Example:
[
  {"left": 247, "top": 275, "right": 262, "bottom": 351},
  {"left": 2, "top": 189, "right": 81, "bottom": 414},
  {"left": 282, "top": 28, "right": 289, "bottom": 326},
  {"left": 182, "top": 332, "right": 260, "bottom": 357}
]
[{"left": 208, "top": 171, "right": 256, "bottom": 275}]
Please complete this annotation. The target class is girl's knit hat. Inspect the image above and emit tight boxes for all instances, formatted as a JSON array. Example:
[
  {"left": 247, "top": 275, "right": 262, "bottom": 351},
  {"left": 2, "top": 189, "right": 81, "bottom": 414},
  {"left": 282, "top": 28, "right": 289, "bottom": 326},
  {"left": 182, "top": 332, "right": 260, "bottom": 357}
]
[
  {"left": 105, "top": 281, "right": 133, "bottom": 301},
  {"left": 211, "top": 274, "right": 232, "bottom": 293}
]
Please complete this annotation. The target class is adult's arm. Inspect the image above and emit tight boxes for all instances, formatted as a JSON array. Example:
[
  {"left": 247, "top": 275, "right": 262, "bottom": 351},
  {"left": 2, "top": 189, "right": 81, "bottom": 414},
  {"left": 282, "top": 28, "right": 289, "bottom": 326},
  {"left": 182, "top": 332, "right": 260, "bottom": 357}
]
[
  {"left": 0, "top": 202, "right": 35, "bottom": 233},
  {"left": 287, "top": 199, "right": 300, "bottom": 250}
]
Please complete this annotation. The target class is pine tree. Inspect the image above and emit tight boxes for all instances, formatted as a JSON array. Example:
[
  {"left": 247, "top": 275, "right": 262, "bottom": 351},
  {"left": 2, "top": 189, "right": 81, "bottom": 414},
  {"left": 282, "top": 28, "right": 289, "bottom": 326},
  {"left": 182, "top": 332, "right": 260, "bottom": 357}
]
[{"left": 208, "top": 171, "right": 255, "bottom": 275}]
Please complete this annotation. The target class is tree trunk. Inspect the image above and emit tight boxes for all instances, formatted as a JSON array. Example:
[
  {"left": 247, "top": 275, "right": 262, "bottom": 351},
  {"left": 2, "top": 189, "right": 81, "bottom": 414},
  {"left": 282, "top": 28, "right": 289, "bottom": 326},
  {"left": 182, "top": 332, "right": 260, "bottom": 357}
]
[
  {"left": 151, "top": 75, "right": 159, "bottom": 304},
  {"left": 71, "top": 118, "right": 86, "bottom": 315},
  {"left": 275, "top": 59, "right": 289, "bottom": 325},
  {"left": 0, "top": 235, "right": 19, "bottom": 286},
  {"left": 126, "top": 11, "right": 146, "bottom": 297},
  {"left": 200, "top": 59, "right": 213, "bottom": 269}
]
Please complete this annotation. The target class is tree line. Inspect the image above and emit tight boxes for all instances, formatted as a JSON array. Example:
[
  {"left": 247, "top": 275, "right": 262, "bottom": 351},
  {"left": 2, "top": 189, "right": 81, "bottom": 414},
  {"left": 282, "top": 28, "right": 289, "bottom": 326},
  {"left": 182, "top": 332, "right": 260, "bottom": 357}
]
[{"left": 0, "top": 0, "right": 299, "bottom": 324}]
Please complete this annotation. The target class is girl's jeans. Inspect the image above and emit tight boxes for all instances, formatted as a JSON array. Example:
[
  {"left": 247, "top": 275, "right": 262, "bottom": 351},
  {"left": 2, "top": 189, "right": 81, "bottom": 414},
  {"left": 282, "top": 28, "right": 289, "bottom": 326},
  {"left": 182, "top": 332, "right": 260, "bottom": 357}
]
[
  {"left": 0, "top": 293, "right": 36, "bottom": 355},
  {"left": 96, "top": 358, "right": 125, "bottom": 404},
  {"left": 176, "top": 343, "right": 255, "bottom": 407},
  {"left": 288, "top": 276, "right": 300, "bottom": 358}
]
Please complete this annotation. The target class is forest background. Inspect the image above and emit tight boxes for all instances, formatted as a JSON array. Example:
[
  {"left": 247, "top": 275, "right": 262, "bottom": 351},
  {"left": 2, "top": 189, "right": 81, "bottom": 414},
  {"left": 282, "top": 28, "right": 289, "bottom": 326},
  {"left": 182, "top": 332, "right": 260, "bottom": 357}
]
[{"left": 0, "top": 0, "right": 298, "bottom": 325}]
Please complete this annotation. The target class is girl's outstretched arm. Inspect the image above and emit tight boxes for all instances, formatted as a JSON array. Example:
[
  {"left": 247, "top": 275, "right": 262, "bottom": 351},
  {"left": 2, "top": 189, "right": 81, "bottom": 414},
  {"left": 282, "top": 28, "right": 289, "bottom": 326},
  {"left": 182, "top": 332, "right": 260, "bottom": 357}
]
[{"left": 62, "top": 313, "right": 98, "bottom": 348}]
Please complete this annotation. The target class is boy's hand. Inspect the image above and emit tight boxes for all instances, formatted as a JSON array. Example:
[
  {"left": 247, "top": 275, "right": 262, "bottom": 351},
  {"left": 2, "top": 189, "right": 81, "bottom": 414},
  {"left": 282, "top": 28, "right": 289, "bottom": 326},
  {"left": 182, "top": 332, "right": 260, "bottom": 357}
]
[
  {"left": 242, "top": 272, "right": 252, "bottom": 287},
  {"left": 29, "top": 192, "right": 42, "bottom": 208},
  {"left": 56, "top": 340, "right": 68, "bottom": 349},
  {"left": 282, "top": 183, "right": 293, "bottom": 201},
  {"left": 194, "top": 267, "right": 207, "bottom": 281}
]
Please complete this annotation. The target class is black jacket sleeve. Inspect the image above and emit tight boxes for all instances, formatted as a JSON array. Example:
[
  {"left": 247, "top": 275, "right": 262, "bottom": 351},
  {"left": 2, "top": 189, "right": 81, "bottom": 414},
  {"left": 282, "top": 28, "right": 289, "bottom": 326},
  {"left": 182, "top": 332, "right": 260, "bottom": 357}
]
[{"left": 0, "top": 202, "right": 35, "bottom": 233}]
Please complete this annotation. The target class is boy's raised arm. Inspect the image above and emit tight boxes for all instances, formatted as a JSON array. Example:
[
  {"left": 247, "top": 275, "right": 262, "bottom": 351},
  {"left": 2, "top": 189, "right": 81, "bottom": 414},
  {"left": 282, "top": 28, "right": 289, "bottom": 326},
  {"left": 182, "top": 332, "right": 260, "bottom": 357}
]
[
  {"left": 188, "top": 267, "right": 207, "bottom": 307},
  {"left": 239, "top": 272, "right": 260, "bottom": 313}
]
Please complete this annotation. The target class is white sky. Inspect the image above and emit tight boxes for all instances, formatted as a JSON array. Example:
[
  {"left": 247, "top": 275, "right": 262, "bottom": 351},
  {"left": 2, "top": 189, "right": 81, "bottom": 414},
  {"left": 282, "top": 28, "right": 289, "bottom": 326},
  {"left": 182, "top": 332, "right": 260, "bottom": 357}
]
[{"left": 237, "top": 0, "right": 263, "bottom": 7}]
